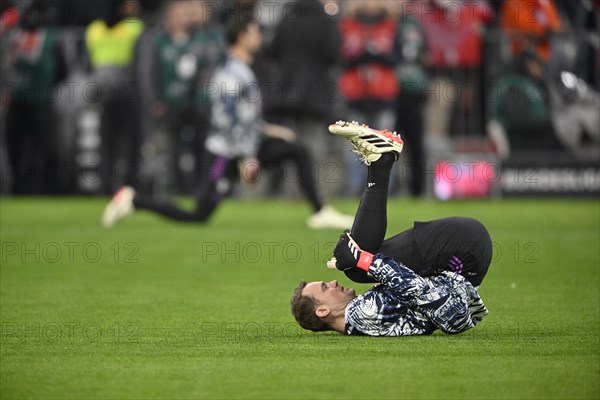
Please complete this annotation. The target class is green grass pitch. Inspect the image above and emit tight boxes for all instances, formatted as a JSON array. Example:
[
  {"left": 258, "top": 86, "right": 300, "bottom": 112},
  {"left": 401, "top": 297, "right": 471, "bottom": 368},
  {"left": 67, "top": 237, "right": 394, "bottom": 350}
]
[{"left": 1, "top": 197, "right": 598, "bottom": 399}]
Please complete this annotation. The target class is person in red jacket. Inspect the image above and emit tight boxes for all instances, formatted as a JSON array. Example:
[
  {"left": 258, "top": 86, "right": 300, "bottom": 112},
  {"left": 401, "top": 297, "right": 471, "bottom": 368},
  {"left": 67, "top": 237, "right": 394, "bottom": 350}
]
[
  {"left": 0, "top": 0, "right": 19, "bottom": 37},
  {"left": 338, "top": 0, "right": 401, "bottom": 195},
  {"left": 501, "top": 0, "right": 563, "bottom": 61},
  {"left": 417, "top": 0, "right": 494, "bottom": 136}
]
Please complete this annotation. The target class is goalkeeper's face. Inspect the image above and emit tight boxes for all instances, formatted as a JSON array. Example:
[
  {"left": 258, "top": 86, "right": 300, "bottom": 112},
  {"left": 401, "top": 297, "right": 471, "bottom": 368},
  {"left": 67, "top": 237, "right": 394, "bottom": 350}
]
[{"left": 303, "top": 280, "right": 356, "bottom": 309}]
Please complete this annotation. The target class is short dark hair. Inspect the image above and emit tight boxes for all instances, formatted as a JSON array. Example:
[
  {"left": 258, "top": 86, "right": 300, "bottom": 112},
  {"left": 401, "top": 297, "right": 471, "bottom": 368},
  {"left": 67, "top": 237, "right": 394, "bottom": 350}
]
[
  {"left": 225, "top": 14, "right": 256, "bottom": 46},
  {"left": 290, "top": 280, "right": 331, "bottom": 332}
]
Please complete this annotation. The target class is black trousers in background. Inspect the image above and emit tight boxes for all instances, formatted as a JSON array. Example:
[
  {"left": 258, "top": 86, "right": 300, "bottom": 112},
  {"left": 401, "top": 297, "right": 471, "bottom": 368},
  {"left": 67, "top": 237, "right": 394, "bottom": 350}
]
[
  {"left": 133, "top": 137, "right": 324, "bottom": 222},
  {"left": 258, "top": 136, "right": 323, "bottom": 212},
  {"left": 100, "top": 99, "right": 140, "bottom": 194},
  {"left": 345, "top": 153, "right": 492, "bottom": 287},
  {"left": 165, "top": 109, "right": 210, "bottom": 195},
  {"left": 5, "top": 101, "right": 54, "bottom": 194},
  {"left": 395, "top": 92, "right": 426, "bottom": 196}
]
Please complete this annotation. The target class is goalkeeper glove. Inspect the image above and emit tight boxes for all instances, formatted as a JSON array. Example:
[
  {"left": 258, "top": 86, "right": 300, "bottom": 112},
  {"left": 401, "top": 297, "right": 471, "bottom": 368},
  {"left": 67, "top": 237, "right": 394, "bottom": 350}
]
[{"left": 330, "top": 230, "right": 374, "bottom": 272}]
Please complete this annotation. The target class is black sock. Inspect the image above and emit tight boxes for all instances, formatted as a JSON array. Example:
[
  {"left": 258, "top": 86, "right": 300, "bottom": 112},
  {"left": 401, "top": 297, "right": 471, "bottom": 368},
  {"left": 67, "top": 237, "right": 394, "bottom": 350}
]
[
  {"left": 367, "top": 152, "right": 395, "bottom": 187},
  {"left": 350, "top": 153, "right": 395, "bottom": 253}
]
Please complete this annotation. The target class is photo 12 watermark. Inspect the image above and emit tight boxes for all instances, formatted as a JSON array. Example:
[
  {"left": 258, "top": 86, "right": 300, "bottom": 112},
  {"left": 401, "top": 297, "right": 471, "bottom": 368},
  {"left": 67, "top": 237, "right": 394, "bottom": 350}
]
[
  {"left": 1, "top": 321, "right": 140, "bottom": 344},
  {"left": 197, "top": 240, "right": 540, "bottom": 266},
  {"left": 1, "top": 241, "right": 140, "bottom": 265}
]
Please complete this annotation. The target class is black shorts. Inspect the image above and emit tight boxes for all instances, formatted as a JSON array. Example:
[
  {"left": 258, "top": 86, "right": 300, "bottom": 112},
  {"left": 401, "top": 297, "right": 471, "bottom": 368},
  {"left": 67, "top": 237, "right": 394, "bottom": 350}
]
[{"left": 344, "top": 217, "right": 493, "bottom": 287}]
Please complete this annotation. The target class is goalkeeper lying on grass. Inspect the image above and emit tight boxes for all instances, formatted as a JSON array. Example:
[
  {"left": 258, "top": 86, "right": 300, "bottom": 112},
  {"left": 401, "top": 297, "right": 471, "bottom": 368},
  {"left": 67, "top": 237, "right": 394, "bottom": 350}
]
[{"left": 291, "top": 121, "right": 492, "bottom": 336}]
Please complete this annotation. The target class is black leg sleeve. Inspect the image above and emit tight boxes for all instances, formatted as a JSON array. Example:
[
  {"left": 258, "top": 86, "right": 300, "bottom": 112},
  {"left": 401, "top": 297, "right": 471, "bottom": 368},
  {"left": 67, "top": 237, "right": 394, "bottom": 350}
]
[
  {"left": 257, "top": 138, "right": 323, "bottom": 212},
  {"left": 133, "top": 196, "right": 211, "bottom": 222},
  {"left": 350, "top": 153, "right": 396, "bottom": 252},
  {"left": 344, "top": 153, "right": 395, "bottom": 284},
  {"left": 133, "top": 153, "right": 236, "bottom": 223}
]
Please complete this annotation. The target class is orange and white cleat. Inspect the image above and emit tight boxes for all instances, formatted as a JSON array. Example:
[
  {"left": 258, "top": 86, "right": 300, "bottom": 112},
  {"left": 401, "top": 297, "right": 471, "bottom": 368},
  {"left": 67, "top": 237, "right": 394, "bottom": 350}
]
[{"left": 328, "top": 120, "right": 404, "bottom": 165}]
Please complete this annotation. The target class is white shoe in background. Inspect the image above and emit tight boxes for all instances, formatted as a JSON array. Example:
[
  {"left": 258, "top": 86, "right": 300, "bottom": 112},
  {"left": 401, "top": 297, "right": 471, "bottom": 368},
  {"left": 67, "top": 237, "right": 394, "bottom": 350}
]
[
  {"left": 307, "top": 205, "right": 354, "bottom": 230},
  {"left": 101, "top": 186, "right": 135, "bottom": 228}
]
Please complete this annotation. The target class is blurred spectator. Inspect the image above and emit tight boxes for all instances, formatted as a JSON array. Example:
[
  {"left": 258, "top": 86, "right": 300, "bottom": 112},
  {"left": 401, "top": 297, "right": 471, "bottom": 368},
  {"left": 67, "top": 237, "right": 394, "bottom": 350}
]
[
  {"left": 555, "top": 0, "right": 599, "bottom": 32},
  {"left": 0, "top": 0, "right": 19, "bottom": 194},
  {"left": 130, "top": 29, "right": 158, "bottom": 197},
  {"left": 5, "top": 2, "right": 67, "bottom": 193},
  {"left": 392, "top": 0, "right": 429, "bottom": 196},
  {"left": 487, "top": 49, "right": 564, "bottom": 156},
  {"left": 0, "top": 0, "right": 19, "bottom": 36},
  {"left": 497, "top": 3, "right": 599, "bottom": 160},
  {"left": 150, "top": 0, "right": 225, "bottom": 194},
  {"left": 500, "top": 0, "right": 563, "bottom": 61},
  {"left": 418, "top": 0, "right": 494, "bottom": 137},
  {"left": 550, "top": 0, "right": 600, "bottom": 90},
  {"left": 419, "top": 0, "right": 493, "bottom": 68},
  {"left": 189, "top": 0, "right": 227, "bottom": 113},
  {"left": 547, "top": 70, "right": 600, "bottom": 159},
  {"left": 191, "top": 0, "right": 227, "bottom": 179},
  {"left": 85, "top": 0, "right": 144, "bottom": 194},
  {"left": 217, "top": 0, "right": 258, "bottom": 25},
  {"left": 338, "top": 0, "right": 401, "bottom": 195},
  {"left": 254, "top": 0, "right": 295, "bottom": 44},
  {"left": 40, "top": 0, "right": 161, "bottom": 27},
  {"left": 265, "top": 0, "right": 341, "bottom": 180}
]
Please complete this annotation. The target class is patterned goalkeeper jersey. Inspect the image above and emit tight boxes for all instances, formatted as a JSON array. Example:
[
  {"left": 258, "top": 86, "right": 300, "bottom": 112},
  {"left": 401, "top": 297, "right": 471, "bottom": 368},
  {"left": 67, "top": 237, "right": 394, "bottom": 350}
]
[{"left": 344, "top": 254, "right": 488, "bottom": 336}]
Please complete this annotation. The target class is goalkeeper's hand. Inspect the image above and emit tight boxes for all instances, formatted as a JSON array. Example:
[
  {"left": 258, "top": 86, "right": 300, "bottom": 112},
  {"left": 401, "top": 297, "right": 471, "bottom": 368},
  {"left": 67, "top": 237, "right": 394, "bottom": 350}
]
[{"left": 328, "top": 230, "right": 374, "bottom": 272}]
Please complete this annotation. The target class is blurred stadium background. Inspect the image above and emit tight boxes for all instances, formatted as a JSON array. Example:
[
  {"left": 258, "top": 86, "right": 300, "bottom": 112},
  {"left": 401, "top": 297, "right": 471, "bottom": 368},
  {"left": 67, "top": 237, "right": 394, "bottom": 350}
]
[{"left": 1, "top": 0, "right": 599, "bottom": 399}]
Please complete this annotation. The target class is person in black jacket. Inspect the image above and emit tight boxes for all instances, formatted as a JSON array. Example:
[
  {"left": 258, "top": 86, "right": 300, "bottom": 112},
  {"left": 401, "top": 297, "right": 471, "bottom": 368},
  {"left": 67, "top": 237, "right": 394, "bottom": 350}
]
[
  {"left": 5, "top": 2, "right": 67, "bottom": 194},
  {"left": 265, "top": 0, "right": 341, "bottom": 187}
]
